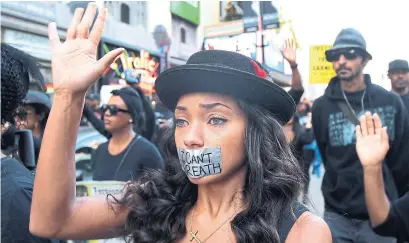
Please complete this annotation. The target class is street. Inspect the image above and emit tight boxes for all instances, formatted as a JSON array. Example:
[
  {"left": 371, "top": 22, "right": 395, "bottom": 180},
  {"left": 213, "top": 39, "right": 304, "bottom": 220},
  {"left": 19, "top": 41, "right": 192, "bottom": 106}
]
[{"left": 307, "top": 166, "right": 325, "bottom": 217}]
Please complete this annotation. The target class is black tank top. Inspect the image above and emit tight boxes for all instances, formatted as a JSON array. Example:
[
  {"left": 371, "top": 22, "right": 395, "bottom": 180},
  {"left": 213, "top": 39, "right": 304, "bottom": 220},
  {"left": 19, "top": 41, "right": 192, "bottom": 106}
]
[{"left": 278, "top": 202, "right": 309, "bottom": 242}]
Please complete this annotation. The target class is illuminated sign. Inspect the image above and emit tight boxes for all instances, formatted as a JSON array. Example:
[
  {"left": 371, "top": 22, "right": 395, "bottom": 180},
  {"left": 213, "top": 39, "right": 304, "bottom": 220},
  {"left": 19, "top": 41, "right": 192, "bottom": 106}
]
[{"left": 101, "top": 43, "right": 160, "bottom": 93}]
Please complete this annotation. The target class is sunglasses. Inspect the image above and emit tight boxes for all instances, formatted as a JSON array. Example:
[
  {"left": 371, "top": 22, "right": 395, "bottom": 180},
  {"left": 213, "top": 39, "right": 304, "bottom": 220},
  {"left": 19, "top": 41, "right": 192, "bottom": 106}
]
[
  {"left": 326, "top": 49, "right": 362, "bottom": 62},
  {"left": 101, "top": 105, "right": 130, "bottom": 116}
]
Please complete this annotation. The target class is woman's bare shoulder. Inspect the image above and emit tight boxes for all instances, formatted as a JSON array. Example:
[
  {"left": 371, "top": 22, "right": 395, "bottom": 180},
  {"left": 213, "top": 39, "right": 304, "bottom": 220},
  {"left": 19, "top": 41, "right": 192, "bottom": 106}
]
[{"left": 285, "top": 212, "right": 332, "bottom": 243}]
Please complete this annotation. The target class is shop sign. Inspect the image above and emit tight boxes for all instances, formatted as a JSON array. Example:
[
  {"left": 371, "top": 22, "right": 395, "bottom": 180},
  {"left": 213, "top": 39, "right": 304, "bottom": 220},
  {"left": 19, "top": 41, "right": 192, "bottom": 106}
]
[{"left": 102, "top": 43, "right": 160, "bottom": 92}]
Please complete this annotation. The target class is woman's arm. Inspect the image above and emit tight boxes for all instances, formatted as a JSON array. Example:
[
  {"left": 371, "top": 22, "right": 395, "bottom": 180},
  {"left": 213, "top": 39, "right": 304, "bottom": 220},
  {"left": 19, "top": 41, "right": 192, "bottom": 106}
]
[
  {"left": 355, "top": 112, "right": 392, "bottom": 227},
  {"left": 30, "top": 4, "right": 128, "bottom": 239},
  {"left": 362, "top": 165, "right": 391, "bottom": 227}
]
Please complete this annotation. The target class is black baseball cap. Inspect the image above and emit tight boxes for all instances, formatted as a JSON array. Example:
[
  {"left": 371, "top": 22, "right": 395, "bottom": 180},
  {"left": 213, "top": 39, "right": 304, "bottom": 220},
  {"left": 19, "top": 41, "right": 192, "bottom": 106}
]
[{"left": 388, "top": 59, "right": 409, "bottom": 73}]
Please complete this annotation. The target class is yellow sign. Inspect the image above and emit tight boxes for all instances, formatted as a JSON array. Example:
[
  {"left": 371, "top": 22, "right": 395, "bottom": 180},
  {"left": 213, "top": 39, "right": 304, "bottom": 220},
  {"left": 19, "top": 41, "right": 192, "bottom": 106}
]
[{"left": 309, "top": 45, "right": 336, "bottom": 84}]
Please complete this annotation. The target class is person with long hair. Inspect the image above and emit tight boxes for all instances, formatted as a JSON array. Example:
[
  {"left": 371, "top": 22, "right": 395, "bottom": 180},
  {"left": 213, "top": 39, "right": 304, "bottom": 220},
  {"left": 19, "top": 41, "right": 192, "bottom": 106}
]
[
  {"left": 356, "top": 112, "right": 409, "bottom": 242},
  {"left": 30, "top": 4, "right": 331, "bottom": 243}
]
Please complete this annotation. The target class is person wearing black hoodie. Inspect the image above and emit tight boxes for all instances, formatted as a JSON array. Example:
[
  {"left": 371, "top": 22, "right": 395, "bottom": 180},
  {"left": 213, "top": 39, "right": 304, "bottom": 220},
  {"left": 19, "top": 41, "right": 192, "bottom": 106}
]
[{"left": 312, "top": 28, "right": 409, "bottom": 243}]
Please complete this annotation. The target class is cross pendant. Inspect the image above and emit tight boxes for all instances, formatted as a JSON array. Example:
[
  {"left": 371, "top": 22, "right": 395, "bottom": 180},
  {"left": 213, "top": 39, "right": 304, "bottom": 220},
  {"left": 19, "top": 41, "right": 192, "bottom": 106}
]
[{"left": 189, "top": 230, "right": 202, "bottom": 243}]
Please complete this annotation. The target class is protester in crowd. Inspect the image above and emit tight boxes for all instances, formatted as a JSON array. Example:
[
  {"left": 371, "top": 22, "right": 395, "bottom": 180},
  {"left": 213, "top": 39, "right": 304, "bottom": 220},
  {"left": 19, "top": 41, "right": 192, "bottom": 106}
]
[
  {"left": 1, "top": 44, "right": 59, "bottom": 243},
  {"left": 86, "top": 92, "right": 102, "bottom": 118},
  {"left": 16, "top": 90, "right": 51, "bottom": 163},
  {"left": 83, "top": 85, "right": 157, "bottom": 142},
  {"left": 298, "top": 99, "right": 317, "bottom": 171},
  {"left": 30, "top": 5, "right": 331, "bottom": 243},
  {"left": 91, "top": 87, "right": 164, "bottom": 181},
  {"left": 280, "top": 39, "right": 318, "bottom": 199},
  {"left": 388, "top": 59, "right": 409, "bottom": 111},
  {"left": 281, "top": 39, "right": 304, "bottom": 104},
  {"left": 312, "top": 28, "right": 409, "bottom": 242},
  {"left": 283, "top": 112, "right": 314, "bottom": 201},
  {"left": 356, "top": 112, "right": 409, "bottom": 242},
  {"left": 128, "top": 84, "right": 158, "bottom": 141},
  {"left": 295, "top": 98, "right": 317, "bottom": 195},
  {"left": 297, "top": 97, "right": 313, "bottom": 117}
]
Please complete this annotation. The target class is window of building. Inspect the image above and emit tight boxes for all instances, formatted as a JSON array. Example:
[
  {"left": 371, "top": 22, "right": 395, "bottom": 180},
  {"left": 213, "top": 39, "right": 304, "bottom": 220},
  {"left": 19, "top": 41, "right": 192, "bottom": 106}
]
[
  {"left": 180, "top": 27, "right": 186, "bottom": 43},
  {"left": 121, "top": 3, "right": 130, "bottom": 24}
]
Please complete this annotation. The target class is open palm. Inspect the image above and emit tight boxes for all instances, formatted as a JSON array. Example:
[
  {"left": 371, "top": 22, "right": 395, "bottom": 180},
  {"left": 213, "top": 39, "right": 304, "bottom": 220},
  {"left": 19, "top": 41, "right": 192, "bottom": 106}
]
[
  {"left": 49, "top": 3, "right": 123, "bottom": 95},
  {"left": 281, "top": 39, "right": 297, "bottom": 65},
  {"left": 356, "top": 112, "right": 389, "bottom": 167}
]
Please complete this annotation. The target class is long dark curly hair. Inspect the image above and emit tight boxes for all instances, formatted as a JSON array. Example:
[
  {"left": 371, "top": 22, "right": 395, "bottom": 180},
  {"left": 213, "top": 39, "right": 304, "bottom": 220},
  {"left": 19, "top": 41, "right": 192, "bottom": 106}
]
[{"left": 111, "top": 98, "right": 304, "bottom": 243}]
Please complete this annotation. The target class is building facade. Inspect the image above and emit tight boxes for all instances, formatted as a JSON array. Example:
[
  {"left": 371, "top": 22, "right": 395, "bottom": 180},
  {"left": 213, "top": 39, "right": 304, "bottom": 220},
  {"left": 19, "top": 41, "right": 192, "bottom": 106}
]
[
  {"left": 168, "top": 1, "right": 201, "bottom": 67},
  {"left": 0, "top": 1, "right": 69, "bottom": 91}
]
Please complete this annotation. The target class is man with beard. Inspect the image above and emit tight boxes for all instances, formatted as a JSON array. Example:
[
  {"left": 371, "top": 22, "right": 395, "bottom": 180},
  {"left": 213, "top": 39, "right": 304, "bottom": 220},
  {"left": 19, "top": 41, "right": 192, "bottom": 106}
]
[
  {"left": 388, "top": 59, "right": 409, "bottom": 111},
  {"left": 312, "top": 28, "right": 409, "bottom": 242}
]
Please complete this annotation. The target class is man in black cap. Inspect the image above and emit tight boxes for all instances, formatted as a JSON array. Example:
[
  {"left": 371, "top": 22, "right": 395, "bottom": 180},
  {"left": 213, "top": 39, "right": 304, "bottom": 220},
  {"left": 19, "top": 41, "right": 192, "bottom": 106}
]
[
  {"left": 388, "top": 59, "right": 409, "bottom": 111},
  {"left": 312, "top": 28, "right": 409, "bottom": 242}
]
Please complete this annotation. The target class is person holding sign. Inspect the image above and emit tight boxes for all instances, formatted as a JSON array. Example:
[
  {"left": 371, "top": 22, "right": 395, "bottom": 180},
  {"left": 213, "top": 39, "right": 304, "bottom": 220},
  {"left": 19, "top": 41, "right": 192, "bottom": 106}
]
[
  {"left": 30, "top": 3, "right": 331, "bottom": 243},
  {"left": 311, "top": 28, "right": 409, "bottom": 243},
  {"left": 356, "top": 112, "right": 409, "bottom": 242}
]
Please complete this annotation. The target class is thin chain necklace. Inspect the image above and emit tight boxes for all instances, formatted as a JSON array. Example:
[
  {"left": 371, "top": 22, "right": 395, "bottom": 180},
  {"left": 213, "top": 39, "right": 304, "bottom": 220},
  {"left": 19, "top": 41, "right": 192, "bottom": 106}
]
[
  {"left": 341, "top": 88, "right": 366, "bottom": 116},
  {"left": 188, "top": 205, "right": 242, "bottom": 243}
]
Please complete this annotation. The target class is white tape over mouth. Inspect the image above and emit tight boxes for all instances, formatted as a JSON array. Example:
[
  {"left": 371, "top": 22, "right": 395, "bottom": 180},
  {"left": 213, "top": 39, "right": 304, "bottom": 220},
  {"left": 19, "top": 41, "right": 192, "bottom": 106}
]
[{"left": 177, "top": 147, "right": 222, "bottom": 179}]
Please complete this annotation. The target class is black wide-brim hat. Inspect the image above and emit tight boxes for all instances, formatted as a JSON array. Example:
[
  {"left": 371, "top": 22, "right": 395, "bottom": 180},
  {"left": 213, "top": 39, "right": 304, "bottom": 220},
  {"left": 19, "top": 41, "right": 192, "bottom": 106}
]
[{"left": 155, "top": 50, "right": 295, "bottom": 125}]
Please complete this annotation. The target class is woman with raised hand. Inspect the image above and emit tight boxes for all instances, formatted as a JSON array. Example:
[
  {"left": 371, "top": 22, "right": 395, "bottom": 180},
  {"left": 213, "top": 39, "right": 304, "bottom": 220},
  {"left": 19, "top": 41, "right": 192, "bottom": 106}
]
[
  {"left": 30, "top": 3, "right": 331, "bottom": 243},
  {"left": 356, "top": 112, "right": 409, "bottom": 242}
]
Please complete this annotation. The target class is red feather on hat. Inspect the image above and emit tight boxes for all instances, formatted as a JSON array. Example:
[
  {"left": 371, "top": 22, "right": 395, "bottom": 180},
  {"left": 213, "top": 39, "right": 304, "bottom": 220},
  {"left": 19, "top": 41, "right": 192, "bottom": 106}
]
[{"left": 250, "top": 60, "right": 267, "bottom": 78}]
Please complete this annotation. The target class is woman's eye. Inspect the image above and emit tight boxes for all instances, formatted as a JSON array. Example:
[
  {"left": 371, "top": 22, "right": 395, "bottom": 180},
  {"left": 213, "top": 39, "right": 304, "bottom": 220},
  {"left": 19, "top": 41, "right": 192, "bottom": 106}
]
[
  {"left": 208, "top": 117, "right": 227, "bottom": 126},
  {"left": 175, "top": 119, "right": 188, "bottom": 127}
]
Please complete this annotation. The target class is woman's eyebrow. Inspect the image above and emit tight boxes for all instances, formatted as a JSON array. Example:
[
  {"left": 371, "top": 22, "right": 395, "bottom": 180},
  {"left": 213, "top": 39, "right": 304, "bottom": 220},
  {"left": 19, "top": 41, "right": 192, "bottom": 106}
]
[
  {"left": 175, "top": 103, "right": 233, "bottom": 112},
  {"left": 199, "top": 103, "right": 232, "bottom": 110}
]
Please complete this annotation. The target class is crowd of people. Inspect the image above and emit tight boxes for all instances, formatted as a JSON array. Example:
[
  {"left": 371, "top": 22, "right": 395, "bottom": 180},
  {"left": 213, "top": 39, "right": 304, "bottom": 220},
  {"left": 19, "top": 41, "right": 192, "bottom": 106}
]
[{"left": 1, "top": 3, "right": 409, "bottom": 243}]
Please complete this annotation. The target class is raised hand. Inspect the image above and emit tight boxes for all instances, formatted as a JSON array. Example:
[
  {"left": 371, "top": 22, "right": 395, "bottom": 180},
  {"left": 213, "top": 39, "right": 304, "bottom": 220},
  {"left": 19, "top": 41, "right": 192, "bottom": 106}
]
[
  {"left": 49, "top": 3, "right": 124, "bottom": 95},
  {"left": 356, "top": 112, "right": 389, "bottom": 168},
  {"left": 207, "top": 44, "right": 215, "bottom": 50},
  {"left": 281, "top": 39, "right": 297, "bottom": 65}
]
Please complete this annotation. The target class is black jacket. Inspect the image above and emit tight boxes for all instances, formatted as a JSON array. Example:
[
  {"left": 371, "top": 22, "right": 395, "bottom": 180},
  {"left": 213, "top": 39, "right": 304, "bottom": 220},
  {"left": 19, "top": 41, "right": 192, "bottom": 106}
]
[
  {"left": 1, "top": 158, "right": 60, "bottom": 243},
  {"left": 312, "top": 74, "right": 409, "bottom": 219},
  {"left": 373, "top": 192, "right": 409, "bottom": 242}
]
